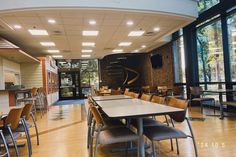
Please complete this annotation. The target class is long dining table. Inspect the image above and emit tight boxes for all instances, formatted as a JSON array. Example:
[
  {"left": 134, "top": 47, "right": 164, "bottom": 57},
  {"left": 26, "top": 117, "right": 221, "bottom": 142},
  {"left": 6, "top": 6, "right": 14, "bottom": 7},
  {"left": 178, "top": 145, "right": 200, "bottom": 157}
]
[{"left": 92, "top": 97, "right": 184, "bottom": 157}]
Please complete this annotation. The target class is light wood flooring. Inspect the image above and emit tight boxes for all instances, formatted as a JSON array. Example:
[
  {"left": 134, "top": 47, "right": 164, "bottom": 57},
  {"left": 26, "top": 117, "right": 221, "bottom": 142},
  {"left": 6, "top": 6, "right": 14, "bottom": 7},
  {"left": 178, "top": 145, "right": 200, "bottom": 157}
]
[{"left": 7, "top": 104, "right": 236, "bottom": 157}]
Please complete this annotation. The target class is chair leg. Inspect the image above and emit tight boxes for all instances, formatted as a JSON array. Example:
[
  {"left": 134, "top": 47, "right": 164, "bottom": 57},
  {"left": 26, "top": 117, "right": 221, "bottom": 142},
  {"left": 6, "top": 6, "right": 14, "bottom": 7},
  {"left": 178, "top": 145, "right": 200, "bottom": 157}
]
[
  {"left": 93, "top": 127, "right": 101, "bottom": 157},
  {"left": 213, "top": 100, "right": 216, "bottom": 115},
  {"left": 151, "top": 141, "right": 156, "bottom": 157},
  {"left": 0, "top": 130, "right": 10, "bottom": 157},
  {"left": 164, "top": 115, "right": 174, "bottom": 151},
  {"left": 22, "top": 119, "right": 32, "bottom": 157},
  {"left": 171, "top": 119, "right": 179, "bottom": 155},
  {"left": 7, "top": 126, "right": 19, "bottom": 157},
  {"left": 186, "top": 118, "right": 198, "bottom": 157},
  {"left": 200, "top": 102, "right": 203, "bottom": 114},
  {"left": 30, "top": 113, "right": 39, "bottom": 145}
]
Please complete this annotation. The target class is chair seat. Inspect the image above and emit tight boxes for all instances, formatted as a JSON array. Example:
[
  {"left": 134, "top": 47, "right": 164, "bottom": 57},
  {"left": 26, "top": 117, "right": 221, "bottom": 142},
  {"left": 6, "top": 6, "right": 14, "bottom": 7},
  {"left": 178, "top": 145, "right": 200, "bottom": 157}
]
[
  {"left": 99, "top": 127, "right": 138, "bottom": 145},
  {"left": 192, "top": 97, "right": 214, "bottom": 102},
  {"left": 222, "top": 101, "right": 236, "bottom": 107},
  {"left": 131, "top": 118, "right": 165, "bottom": 128},
  {"left": 0, "top": 132, "right": 21, "bottom": 144},
  {"left": 144, "top": 125, "right": 187, "bottom": 141},
  {"left": 15, "top": 122, "right": 31, "bottom": 132}
]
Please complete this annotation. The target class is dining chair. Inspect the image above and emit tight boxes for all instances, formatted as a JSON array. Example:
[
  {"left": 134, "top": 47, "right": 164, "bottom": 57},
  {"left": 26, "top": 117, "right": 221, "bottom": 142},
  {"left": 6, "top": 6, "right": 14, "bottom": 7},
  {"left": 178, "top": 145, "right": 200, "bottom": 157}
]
[
  {"left": 0, "top": 108, "right": 23, "bottom": 157},
  {"left": 123, "top": 88, "right": 130, "bottom": 95},
  {"left": 0, "top": 130, "right": 10, "bottom": 157},
  {"left": 140, "top": 93, "right": 152, "bottom": 101},
  {"left": 89, "top": 106, "right": 139, "bottom": 157},
  {"left": 130, "top": 92, "right": 139, "bottom": 98},
  {"left": 190, "top": 86, "right": 215, "bottom": 114},
  {"left": 16, "top": 103, "right": 39, "bottom": 146},
  {"left": 151, "top": 95, "right": 165, "bottom": 104},
  {"left": 143, "top": 98, "right": 198, "bottom": 157}
]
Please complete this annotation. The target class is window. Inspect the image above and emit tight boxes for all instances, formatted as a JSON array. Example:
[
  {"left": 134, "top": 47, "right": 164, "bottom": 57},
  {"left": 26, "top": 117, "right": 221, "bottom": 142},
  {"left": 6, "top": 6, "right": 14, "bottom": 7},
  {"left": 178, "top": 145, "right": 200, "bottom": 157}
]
[
  {"left": 227, "top": 12, "right": 236, "bottom": 82},
  {"left": 173, "top": 36, "right": 186, "bottom": 83},
  {"left": 197, "top": 19, "right": 225, "bottom": 82},
  {"left": 198, "top": 0, "right": 219, "bottom": 13}
]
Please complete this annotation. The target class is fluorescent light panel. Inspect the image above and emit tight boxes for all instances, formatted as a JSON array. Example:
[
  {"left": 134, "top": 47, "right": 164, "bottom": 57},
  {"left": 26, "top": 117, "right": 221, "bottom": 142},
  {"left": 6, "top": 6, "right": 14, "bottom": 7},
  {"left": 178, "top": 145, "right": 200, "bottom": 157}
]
[
  {"left": 82, "top": 42, "right": 95, "bottom": 47},
  {"left": 89, "top": 20, "right": 96, "bottom": 25},
  {"left": 128, "top": 31, "right": 145, "bottom": 37},
  {"left": 81, "top": 54, "right": 91, "bottom": 58},
  {"left": 47, "top": 50, "right": 60, "bottom": 53},
  {"left": 112, "top": 49, "right": 123, "bottom": 53},
  {"left": 82, "top": 49, "right": 93, "bottom": 53},
  {"left": 127, "top": 21, "right": 134, "bottom": 26},
  {"left": 119, "top": 42, "right": 132, "bottom": 46},
  {"left": 153, "top": 27, "right": 160, "bottom": 32},
  {"left": 40, "top": 42, "right": 55, "bottom": 46},
  {"left": 13, "top": 25, "right": 22, "bottom": 29},
  {"left": 28, "top": 29, "right": 48, "bottom": 35},
  {"left": 82, "top": 31, "right": 99, "bottom": 36},
  {"left": 52, "top": 55, "right": 63, "bottom": 58},
  {"left": 48, "top": 19, "right": 56, "bottom": 24}
]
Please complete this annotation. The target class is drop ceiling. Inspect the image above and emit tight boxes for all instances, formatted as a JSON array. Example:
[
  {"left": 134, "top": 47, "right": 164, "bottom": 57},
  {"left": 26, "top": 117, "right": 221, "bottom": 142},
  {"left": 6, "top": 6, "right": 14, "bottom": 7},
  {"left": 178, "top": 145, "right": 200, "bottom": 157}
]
[{"left": 0, "top": 9, "right": 195, "bottom": 59}]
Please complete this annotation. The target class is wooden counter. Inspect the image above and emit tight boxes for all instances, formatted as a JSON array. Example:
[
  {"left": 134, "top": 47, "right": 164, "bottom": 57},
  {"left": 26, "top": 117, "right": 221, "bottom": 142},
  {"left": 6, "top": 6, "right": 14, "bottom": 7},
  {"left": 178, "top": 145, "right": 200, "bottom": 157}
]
[{"left": 0, "top": 88, "right": 31, "bottom": 106}]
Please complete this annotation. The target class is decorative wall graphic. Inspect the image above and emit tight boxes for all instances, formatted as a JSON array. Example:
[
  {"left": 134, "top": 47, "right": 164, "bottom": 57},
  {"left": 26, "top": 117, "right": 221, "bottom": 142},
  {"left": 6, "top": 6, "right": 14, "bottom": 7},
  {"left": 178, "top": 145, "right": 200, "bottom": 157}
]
[{"left": 123, "top": 67, "right": 140, "bottom": 85}]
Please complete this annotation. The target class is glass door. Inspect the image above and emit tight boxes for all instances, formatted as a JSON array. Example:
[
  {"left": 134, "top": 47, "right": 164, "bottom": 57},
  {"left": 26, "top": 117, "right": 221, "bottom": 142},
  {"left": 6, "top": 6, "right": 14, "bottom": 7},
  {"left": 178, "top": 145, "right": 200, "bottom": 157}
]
[{"left": 59, "top": 72, "right": 81, "bottom": 100}]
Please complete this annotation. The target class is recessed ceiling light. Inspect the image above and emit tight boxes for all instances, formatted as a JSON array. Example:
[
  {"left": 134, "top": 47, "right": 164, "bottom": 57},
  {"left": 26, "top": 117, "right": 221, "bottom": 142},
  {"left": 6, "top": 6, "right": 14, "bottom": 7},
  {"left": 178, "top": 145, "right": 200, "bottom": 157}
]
[
  {"left": 119, "top": 42, "right": 132, "bottom": 46},
  {"left": 82, "top": 49, "right": 93, "bottom": 53},
  {"left": 13, "top": 25, "right": 22, "bottom": 29},
  {"left": 40, "top": 42, "right": 55, "bottom": 46},
  {"left": 127, "top": 21, "right": 134, "bottom": 26},
  {"left": 48, "top": 19, "right": 56, "bottom": 24},
  {"left": 82, "top": 31, "right": 99, "bottom": 36},
  {"left": 141, "top": 45, "right": 146, "bottom": 48},
  {"left": 82, "top": 42, "right": 95, "bottom": 47},
  {"left": 153, "top": 27, "right": 160, "bottom": 32},
  {"left": 81, "top": 54, "right": 91, "bottom": 58},
  {"left": 89, "top": 20, "right": 96, "bottom": 25},
  {"left": 52, "top": 55, "right": 63, "bottom": 58},
  {"left": 47, "top": 50, "right": 60, "bottom": 53},
  {"left": 112, "top": 49, "right": 123, "bottom": 53},
  {"left": 134, "top": 49, "right": 139, "bottom": 52},
  {"left": 128, "top": 31, "right": 145, "bottom": 37},
  {"left": 28, "top": 29, "right": 48, "bottom": 36}
]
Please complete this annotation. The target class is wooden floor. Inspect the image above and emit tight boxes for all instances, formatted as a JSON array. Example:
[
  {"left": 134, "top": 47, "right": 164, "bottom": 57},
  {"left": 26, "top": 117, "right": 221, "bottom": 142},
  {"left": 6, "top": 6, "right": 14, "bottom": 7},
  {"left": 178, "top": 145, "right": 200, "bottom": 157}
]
[{"left": 9, "top": 104, "right": 236, "bottom": 157}]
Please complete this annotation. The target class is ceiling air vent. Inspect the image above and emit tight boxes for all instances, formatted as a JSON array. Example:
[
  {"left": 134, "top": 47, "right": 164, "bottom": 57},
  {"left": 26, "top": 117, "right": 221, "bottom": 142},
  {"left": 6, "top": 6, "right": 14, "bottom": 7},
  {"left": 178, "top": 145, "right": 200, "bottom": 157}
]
[
  {"left": 62, "top": 50, "right": 71, "bottom": 53},
  {"left": 52, "top": 30, "right": 63, "bottom": 35},
  {"left": 144, "top": 31, "right": 155, "bottom": 36}
]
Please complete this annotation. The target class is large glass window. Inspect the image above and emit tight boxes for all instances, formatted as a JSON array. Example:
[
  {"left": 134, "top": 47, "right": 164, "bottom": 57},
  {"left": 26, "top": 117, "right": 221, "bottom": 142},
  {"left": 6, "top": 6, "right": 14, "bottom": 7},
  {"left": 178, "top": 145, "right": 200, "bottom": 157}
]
[
  {"left": 227, "top": 12, "right": 236, "bottom": 82},
  {"left": 197, "top": 19, "right": 225, "bottom": 83},
  {"left": 173, "top": 36, "right": 186, "bottom": 83},
  {"left": 198, "top": 0, "right": 219, "bottom": 13}
]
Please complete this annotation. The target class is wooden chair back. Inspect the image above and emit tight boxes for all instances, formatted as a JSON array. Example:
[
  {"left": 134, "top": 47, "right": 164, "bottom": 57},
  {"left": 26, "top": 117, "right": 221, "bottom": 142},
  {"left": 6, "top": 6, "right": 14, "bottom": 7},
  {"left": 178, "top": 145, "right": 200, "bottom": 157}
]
[
  {"left": 31, "top": 87, "right": 38, "bottom": 97},
  {"left": 130, "top": 92, "right": 139, "bottom": 98},
  {"left": 90, "top": 106, "right": 104, "bottom": 126},
  {"left": 140, "top": 93, "right": 151, "bottom": 101},
  {"left": 124, "top": 88, "right": 130, "bottom": 95},
  {"left": 5, "top": 108, "right": 23, "bottom": 130},
  {"left": 167, "top": 98, "right": 188, "bottom": 122},
  {"left": 21, "top": 104, "right": 33, "bottom": 120},
  {"left": 190, "top": 86, "right": 203, "bottom": 96},
  {"left": 151, "top": 95, "right": 165, "bottom": 104}
]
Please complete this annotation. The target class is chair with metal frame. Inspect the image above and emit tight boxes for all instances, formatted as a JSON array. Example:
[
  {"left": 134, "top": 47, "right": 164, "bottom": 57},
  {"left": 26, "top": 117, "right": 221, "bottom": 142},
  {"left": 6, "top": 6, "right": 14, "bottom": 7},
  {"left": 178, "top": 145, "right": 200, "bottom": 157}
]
[
  {"left": 89, "top": 106, "right": 139, "bottom": 157},
  {"left": 190, "top": 86, "right": 215, "bottom": 114},
  {"left": 0, "top": 130, "right": 10, "bottom": 157},
  {"left": 140, "top": 93, "right": 152, "bottom": 101},
  {"left": 143, "top": 98, "right": 198, "bottom": 157},
  {"left": 16, "top": 103, "right": 39, "bottom": 146},
  {"left": 0, "top": 108, "right": 23, "bottom": 157}
]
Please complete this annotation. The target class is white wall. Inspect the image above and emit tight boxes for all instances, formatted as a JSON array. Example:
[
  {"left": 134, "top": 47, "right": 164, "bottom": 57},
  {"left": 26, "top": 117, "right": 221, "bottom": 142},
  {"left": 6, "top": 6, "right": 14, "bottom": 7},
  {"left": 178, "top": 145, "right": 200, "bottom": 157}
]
[
  {"left": 20, "top": 62, "right": 43, "bottom": 89},
  {"left": 0, "top": 91, "right": 9, "bottom": 108},
  {"left": 0, "top": 57, "right": 21, "bottom": 89}
]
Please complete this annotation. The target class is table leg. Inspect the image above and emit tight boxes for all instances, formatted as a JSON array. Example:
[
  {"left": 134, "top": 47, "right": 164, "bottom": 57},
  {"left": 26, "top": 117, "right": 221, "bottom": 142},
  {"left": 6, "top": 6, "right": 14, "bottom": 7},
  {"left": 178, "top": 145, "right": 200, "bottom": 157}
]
[
  {"left": 219, "top": 93, "right": 224, "bottom": 120},
  {"left": 137, "top": 117, "right": 145, "bottom": 157}
]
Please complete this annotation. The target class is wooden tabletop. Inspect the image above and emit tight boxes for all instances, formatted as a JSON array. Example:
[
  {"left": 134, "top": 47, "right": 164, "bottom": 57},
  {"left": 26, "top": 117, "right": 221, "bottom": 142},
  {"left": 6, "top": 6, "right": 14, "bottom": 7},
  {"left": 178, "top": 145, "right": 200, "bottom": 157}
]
[
  {"left": 92, "top": 95, "right": 132, "bottom": 101},
  {"left": 95, "top": 98, "right": 183, "bottom": 118}
]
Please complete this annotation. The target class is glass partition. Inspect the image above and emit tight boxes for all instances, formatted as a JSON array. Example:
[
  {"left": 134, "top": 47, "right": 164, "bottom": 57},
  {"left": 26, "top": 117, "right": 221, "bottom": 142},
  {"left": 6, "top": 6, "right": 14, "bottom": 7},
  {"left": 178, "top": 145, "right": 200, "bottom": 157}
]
[
  {"left": 198, "top": 0, "right": 219, "bottom": 13},
  {"left": 197, "top": 19, "right": 225, "bottom": 83},
  {"left": 227, "top": 12, "right": 236, "bottom": 82}
]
